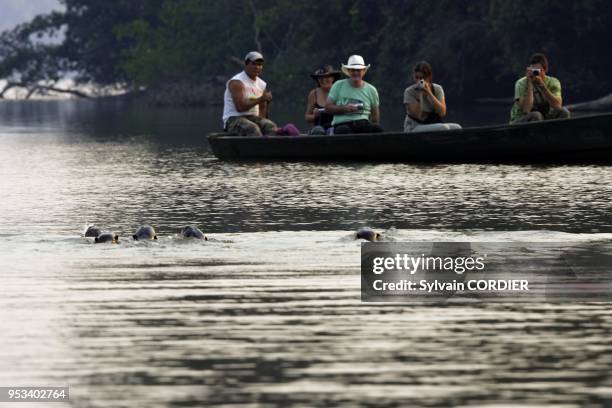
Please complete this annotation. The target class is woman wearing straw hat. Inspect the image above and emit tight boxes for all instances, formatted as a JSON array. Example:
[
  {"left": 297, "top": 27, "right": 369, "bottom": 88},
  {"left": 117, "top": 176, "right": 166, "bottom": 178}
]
[
  {"left": 325, "top": 55, "right": 383, "bottom": 134},
  {"left": 305, "top": 65, "right": 341, "bottom": 135}
]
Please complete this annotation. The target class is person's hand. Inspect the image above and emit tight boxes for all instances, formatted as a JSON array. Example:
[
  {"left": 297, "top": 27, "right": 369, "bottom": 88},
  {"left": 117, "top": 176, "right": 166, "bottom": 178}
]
[
  {"left": 526, "top": 67, "right": 544, "bottom": 86},
  {"left": 260, "top": 91, "right": 273, "bottom": 103},
  {"left": 345, "top": 104, "right": 359, "bottom": 113},
  {"left": 532, "top": 74, "right": 544, "bottom": 87},
  {"left": 313, "top": 108, "right": 321, "bottom": 118},
  {"left": 422, "top": 81, "right": 433, "bottom": 95}
]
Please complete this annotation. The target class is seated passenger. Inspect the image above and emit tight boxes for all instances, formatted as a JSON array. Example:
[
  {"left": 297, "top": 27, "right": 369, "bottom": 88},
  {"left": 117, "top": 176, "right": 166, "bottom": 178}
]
[
  {"left": 404, "top": 61, "right": 461, "bottom": 133},
  {"left": 305, "top": 65, "right": 341, "bottom": 135},
  {"left": 222, "top": 51, "right": 277, "bottom": 136},
  {"left": 325, "top": 55, "right": 383, "bottom": 134},
  {"left": 510, "top": 53, "right": 570, "bottom": 124}
]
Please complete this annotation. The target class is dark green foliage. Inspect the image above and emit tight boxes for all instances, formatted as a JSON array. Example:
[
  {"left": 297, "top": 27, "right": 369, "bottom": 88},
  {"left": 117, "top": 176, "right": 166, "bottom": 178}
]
[
  {"left": 0, "top": 13, "right": 66, "bottom": 90},
  {"left": 489, "top": 0, "right": 612, "bottom": 98},
  {"left": 59, "top": 0, "right": 165, "bottom": 84},
  {"left": 1, "top": 0, "right": 164, "bottom": 94},
  {"left": 1, "top": 0, "right": 611, "bottom": 101}
]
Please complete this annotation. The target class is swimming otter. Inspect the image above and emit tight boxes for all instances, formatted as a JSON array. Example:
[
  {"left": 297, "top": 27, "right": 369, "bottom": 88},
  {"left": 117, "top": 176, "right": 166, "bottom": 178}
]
[
  {"left": 133, "top": 225, "right": 157, "bottom": 240},
  {"left": 85, "top": 226, "right": 101, "bottom": 238},
  {"left": 95, "top": 232, "right": 119, "bottom": 244},
  {"left": 355, "top": 227, "right": 382, "bottom": 242},
  {"left": 180, "top": 226, "right": 207, "bottom": 240}
]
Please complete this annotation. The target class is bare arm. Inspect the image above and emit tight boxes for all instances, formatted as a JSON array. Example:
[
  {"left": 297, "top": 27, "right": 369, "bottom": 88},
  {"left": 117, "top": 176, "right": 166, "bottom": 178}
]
[
  {"left": 533, "top": 76, "right": 562, "bottom": 109},
  {"left": 540, "top": 87, "right": 562, "bottom": 109},
  {"left": 406, "top": 84, "right": 446, "bottom": 120},
  {"left": 325, "top": 98, "right": 359, "bottom": 114},
  {"left": 305, "top": 89, "right": 318, "bottom": 123},
  {"left": 259, "top": 99, "right": 268, "bottom": 119},
  {"left": 258, "top": 88, "right": 272, "bottom": 118},
  {"left": 518, "top": 78, "right": 535, "bottom": 114},
  {"left": 405, "top": 90, "right": 425, "bottom": 120},
  {"left": 423, "top": 83, "right": 446, "bottom": 117},
  {"left": 370, "top": 106, "right": 380, "bottom": 124},
  {"left": 228, "top": 80, "right": 272, "bottom": 113}
]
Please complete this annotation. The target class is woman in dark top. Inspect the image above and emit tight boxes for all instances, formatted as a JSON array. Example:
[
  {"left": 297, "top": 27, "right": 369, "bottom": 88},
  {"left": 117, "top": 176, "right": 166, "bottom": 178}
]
[{"left": 305, "top": 65, "right": 341, "bottom": 134}]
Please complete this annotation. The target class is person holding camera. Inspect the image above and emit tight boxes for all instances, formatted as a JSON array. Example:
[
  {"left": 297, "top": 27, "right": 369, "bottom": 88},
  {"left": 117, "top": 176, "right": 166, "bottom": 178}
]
[
  {"left": 403, "top": 61, "right": 461, "bottom": 133},
  {"left": 325, "top": 55, "right": 383, "bottom": 134},
  {"left": 510, "top": 53, "right": 570, "bottom": 123}
]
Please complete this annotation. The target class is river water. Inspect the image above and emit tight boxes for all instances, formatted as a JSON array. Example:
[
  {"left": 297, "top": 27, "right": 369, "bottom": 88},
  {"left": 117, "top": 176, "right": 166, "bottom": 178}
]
[{"left": 2, "top": 99, "right": 612, "bottom": 407}]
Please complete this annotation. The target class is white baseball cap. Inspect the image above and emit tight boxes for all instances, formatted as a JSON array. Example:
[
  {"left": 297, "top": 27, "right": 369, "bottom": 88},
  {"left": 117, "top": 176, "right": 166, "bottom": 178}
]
[{"left": 245, "top": 51, "right": 264, "bottom": 62}]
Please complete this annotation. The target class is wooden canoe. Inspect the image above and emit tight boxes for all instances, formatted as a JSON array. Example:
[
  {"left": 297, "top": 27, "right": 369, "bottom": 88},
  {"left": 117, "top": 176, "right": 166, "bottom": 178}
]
[{"left": 207, "top": 113, "right": 612, "bottom": 163}]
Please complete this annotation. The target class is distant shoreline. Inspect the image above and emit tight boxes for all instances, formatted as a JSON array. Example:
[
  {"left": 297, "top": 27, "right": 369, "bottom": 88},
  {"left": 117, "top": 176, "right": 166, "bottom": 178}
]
[{"left": 3, "top": 80, "right": 611, "bottom": 112}]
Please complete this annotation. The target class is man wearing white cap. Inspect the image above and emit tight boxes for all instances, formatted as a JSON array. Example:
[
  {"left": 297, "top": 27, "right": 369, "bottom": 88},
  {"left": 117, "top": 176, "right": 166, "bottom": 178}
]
[
  {"left": 325, "top": 55, "right": 383, "bottom": 134},
  {"left": 222, "top": 51, "right": 277, "bottom": 135}
]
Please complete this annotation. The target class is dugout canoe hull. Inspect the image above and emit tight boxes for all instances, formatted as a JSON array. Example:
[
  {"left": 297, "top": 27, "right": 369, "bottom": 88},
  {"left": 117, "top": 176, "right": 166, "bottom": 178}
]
[{"left": 207, "top": 113, "right": 612, "bottom": 163}]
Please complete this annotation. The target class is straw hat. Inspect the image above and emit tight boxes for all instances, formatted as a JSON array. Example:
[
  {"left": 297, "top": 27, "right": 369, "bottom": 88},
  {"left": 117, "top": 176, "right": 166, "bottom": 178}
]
[
  {"left": 310, "top": 65, "right": 342, "bottom": 82},
  {"left": 341, "top": 55, "right": 371, "bottom": 76}
]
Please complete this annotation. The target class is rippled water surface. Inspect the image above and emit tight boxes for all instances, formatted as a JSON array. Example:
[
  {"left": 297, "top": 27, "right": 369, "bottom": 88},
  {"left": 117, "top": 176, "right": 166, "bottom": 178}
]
[{"left": 2, "top": 100, "right": 612, "bottom": 407}]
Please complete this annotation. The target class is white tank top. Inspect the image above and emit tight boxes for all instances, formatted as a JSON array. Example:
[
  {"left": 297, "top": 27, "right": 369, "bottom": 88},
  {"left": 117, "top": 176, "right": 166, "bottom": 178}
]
[{"left": 222, "top": 71, "right": 267, "bottom": 127}]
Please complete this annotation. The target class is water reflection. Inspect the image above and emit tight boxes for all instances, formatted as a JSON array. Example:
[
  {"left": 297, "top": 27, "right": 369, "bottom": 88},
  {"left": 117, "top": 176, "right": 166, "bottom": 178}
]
[{"left": 3, "top": 126, "right": 612, "bottom": 235}]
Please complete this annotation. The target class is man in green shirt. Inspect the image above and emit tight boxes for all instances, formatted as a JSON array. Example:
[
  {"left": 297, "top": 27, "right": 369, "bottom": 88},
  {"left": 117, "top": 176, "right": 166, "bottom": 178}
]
[
  {"left": 326, "top": 55, "right": 383, "bottom": 134},
  {"left": 510, "top": 53, "right": 570, "bottom": 123}
]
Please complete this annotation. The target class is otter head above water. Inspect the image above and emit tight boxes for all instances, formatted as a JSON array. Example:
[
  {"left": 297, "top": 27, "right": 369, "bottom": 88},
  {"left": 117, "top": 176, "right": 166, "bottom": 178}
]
[
  {"left": 180, "top": 226, "right": 207, "bottom": 240},
  {"left": 355, "top": 227, "right": 382, "bottom": 242},
  {"left": 132, "top": 225, "right": 157, "bottom": 241},
  {"left": 85, "top": 226, "right": 102, "bottom": 238},
  {"left": 94, "top": 232, "right": 119, "bottom": 244}
]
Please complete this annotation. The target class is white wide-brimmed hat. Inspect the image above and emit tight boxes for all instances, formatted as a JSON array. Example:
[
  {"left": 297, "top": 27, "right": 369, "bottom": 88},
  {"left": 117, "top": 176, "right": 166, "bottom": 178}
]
[{"left": 341, "top": 55, "right": 371, "bottom": 76}]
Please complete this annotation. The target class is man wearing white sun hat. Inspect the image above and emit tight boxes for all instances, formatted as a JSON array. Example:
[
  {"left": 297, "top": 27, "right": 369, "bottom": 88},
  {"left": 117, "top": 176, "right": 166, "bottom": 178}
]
[{"left": 325, "top": 55, "right": 383, "bottom": 134}]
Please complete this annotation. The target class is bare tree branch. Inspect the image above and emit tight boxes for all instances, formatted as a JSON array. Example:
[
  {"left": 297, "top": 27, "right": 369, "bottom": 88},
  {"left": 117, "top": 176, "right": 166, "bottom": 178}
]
[
  {"left": 0, "top": 82, "right": 20, "bottom": 98},
  {"left": 38, "top": 85, "right": 89, "bottom": 98},
  {"left": 25, "top": 86, "right": 38, "bottom": 99},
  {"left": 0, "top": 81, "right": 89, "bottom": 99}
]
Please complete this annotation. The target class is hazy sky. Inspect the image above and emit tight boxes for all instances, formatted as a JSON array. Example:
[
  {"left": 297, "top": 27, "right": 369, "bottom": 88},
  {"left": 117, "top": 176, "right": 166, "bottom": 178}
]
[{"left": 0, "top": 0, "right": 62, "bottom": 32}]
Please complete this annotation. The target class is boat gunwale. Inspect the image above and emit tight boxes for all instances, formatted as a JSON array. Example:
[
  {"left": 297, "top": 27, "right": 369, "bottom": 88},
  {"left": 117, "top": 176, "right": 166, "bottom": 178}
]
[{"left": 207, "top": 112, "right": 612, "bottom": 141}]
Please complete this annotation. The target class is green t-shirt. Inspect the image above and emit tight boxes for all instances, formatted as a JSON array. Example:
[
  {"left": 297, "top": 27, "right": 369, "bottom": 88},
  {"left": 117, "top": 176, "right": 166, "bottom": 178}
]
[
  {"left": 328, "top": 79, "right": 380, "bottom": 125},
  {"left": 510, "top": 76, "right": 562, "bottom": 122}
]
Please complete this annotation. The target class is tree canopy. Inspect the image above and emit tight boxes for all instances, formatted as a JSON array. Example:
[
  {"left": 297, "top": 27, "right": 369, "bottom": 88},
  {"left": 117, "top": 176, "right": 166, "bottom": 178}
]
[{"left": 1, "top": 0, "right": 611, "bottom": 103}]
